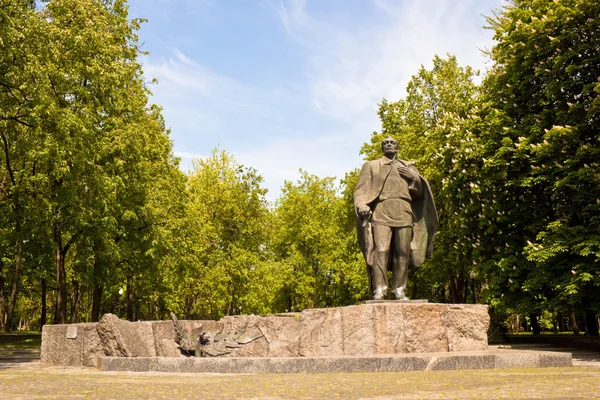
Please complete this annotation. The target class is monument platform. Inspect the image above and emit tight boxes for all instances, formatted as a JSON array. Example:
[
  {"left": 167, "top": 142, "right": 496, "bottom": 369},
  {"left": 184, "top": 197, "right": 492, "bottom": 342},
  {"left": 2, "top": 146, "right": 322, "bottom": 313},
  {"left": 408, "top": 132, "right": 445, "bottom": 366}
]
[
  {"left": 97, "top": 350, "right": 572, "bottom": 373},
  {"left": 41, "top": 302, "right": 574, "bottom": 373},
  {"left": 41, "top": 301, "right": 572, "bottom": 373},
  {"left": 42, "top": 303, "right": 492, "bottom": 368}
]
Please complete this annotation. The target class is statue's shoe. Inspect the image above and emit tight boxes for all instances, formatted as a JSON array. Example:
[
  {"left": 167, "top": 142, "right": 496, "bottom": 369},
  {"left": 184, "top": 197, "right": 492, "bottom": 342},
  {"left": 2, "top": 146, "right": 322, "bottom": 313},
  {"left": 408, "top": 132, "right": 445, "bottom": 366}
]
[
  {"left": 373, "top": 293, "right": 385, "bottom": 300},
  {"left": 393, "top": 289, "right": 409, "bottom": 301}
]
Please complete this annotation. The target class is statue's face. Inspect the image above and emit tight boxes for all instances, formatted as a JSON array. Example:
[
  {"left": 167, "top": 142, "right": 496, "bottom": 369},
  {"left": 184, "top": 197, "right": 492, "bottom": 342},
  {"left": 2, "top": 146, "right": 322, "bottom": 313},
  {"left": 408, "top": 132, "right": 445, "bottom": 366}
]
[{"left": 381, "top": 137, "right": 398, "bottom": 156}]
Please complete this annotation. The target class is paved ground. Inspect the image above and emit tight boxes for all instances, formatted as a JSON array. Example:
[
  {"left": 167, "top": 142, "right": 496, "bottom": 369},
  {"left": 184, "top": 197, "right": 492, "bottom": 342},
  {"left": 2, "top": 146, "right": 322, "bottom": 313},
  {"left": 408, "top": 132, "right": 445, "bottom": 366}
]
[
  {"left": 1, "top": 343, "right": 599, "bottom": 399},
  {"left": 495, "top": 343, "right": 600, "bottom": 368}
]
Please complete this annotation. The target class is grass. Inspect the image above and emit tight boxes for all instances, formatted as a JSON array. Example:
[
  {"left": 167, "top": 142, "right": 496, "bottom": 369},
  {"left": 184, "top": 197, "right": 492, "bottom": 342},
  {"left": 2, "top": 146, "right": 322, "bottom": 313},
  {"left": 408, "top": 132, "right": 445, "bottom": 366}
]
[
  {"left": 0, "top": 338, "right": 41, "bottom": 351},
  {"left": 0, "top": 365, "right": 599, "bottom": 399}
]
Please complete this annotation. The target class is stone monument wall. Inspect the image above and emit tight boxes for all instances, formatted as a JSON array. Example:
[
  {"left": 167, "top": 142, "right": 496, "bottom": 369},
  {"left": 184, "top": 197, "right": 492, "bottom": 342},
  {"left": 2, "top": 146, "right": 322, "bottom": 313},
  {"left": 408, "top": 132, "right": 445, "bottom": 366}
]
[{"left": 41, "top": 303, "right": 489, "bottom": 367}]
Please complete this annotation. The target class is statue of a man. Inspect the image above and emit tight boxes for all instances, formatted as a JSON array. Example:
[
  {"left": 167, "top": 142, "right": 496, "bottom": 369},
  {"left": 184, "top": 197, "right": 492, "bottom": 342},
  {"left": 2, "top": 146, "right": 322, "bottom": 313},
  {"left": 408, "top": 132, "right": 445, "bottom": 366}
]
[{"left": 354, "top": 137, "right": 438, "bottom": 300}]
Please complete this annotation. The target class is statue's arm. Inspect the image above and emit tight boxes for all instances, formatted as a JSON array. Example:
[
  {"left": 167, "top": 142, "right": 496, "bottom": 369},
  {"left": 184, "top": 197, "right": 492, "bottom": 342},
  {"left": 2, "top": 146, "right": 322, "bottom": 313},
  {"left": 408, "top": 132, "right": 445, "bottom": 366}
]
[
  {"left": 354, "top": 162, "right": 373, "bottom": 218},
  {"left": 407, "top": 164, "right": 423, "bottom": 198},
  {"left": 397, "top": 162, "right": 423, "bottom": 197}
]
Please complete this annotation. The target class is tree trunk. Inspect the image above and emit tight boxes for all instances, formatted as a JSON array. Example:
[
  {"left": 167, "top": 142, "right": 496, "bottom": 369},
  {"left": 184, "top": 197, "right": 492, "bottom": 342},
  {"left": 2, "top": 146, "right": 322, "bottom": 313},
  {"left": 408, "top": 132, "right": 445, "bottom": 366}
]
[
  {"left": 91, "top": 254, "right": 103, "bottom": 322},
  {"left": 70, "top": 280, "right": 80, "bottom": 323},
  {"left": 584, "top": 309, "right": 599, "bottom": 336},
  {"left": 558, "top": 313, "right": 565, "bottom": 332},
  {"left": 5, "top": 241, "right": 23, "bottom": 332},
  {"left": 0, "top": 257, "right": 6, "bottom": 330},
  {"left": 53, "top": 220, "right": 67, "bottom": 324},
  {"left": 40, "top": 278, "right": 47, "bottom": 329},
  {"left": 449, "top": 274, "right": 458, "bottom": 303},
  {"left": 570, "top": 311, "right": 580, "bottom": 335},
  {"left": 530, "top": 313, "right": 541, "bottom": 335},
  {"left": 92, "top": 284, "right": 102, "bottom": 322},
  {"left": 126, "top": 276, "right": 134, "bottom": 322},
  {"left": 183, "top": 296, "right": 192, "bottom": 320}
]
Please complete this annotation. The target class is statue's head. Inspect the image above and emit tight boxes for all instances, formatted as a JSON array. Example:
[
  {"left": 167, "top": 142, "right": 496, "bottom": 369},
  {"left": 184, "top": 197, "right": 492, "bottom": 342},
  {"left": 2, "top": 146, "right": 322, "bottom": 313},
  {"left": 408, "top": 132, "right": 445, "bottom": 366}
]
[{"left": 381, "top": 136, "right": 398, "bottom": 157}]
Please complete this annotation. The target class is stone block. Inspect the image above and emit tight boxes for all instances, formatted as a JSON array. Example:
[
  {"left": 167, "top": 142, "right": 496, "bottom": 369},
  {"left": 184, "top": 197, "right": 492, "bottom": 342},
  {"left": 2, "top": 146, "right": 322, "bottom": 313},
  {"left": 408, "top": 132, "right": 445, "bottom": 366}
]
[
  {"left": 539, "top": 352, "right": 572, "bottom": 367},
  {"left": 495, "top": 352, "right": 539, "bottom": 369},
  {"left": 218, "top": 315, "right": 301, "bottom": 357},
  {"left": 299, "top": 308, "right": 343, "bottom": 357},
  {"left": 99, "top": 357, "right": 157, "bottom": 372},
  {"left": 403, "top": 304, "right": 448, "bottom": 353},
  {"left": 81, "top": 323, "right": 104, "bottom": 367},
  {"left": 341, "top": 305, "right": 375, "bottom": 355},
  {"left": 446, "top": 304, "right": 489, "bottom": 351},
  {"left": 377, "top": 356, "right": 415, "bottom": 372},
  {"left": 41, "top": 324, "right": 83, "bottom": 366},
  {"left": 151, "top": 321, "right": 178, "bottom": 357},
  {"left": 97, "top": 314, "right": 156, "bottom": 357},
  {"left": 423, "top": 356, "right": 457, "bottom": 371},
  {"left": 155, "top": 357, "right": 195, "bottom": 373},
  {"left": 219, "top": 315, "right": 269, "bottom": 357},
  {"left": 455, "top": 354, "right": 495, "bottom": 370},
  {"left": 98, "top": 350, "right": 573, "bottom": 374},
  {"left": 262, "top": 315, "right": 301, "bottom": 357},
  {"left": 45, "top": 303, "right": 493, "bottom": 366},
  {"left": 158, "top": 339, "right": 183, "bottom": 358},
  {"left": 372, "top": 303, "right": 405, "bottom": 354}
]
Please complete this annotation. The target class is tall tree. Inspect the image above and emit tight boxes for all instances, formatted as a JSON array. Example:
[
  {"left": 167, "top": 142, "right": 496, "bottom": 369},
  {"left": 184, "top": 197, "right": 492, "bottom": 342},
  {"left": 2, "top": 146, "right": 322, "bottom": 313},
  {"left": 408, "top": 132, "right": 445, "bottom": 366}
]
[
  {"left": 272, "top": 171, "right": 365, "bottom": 310},
  {"left": 1, "top": 0, "right": 182, "bottom": 328},
  {"left": 478, "top": 0, "right": 600, "bottom": 333},
  {"left": 184, "top": 149, "right": 271, "bottom": 319},
  {"left": 362, "top": 55, "right": 484, "bottom": 303}
]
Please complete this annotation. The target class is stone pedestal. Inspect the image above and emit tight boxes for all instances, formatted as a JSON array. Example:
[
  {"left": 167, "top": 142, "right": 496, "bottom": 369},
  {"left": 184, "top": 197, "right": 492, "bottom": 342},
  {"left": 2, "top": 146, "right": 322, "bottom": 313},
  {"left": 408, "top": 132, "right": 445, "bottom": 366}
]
[
  {"left": 41, "top": 303, "right": 490, "bottom": 367},
  {"left": 298, "top": 303, "right": 489, "bottom": 356}
]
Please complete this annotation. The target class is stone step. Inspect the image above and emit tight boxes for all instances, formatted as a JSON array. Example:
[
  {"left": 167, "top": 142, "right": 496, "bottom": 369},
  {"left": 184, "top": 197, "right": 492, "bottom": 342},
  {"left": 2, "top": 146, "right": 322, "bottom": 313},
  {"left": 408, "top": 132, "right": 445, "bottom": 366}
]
[{"left": 98, "top": 350, "right": 572, "bottom": 374}]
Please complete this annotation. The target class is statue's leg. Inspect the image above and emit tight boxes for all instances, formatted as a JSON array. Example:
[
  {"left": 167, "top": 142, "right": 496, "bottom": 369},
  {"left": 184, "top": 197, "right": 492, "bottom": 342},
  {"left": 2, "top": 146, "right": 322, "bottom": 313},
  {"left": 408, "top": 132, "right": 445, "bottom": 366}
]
[
  {"left": 391, "top": 226, "right": 413, "bottom": 300},
  {"left": 372, "top": 224, "right": 392, "bottom": 299}
]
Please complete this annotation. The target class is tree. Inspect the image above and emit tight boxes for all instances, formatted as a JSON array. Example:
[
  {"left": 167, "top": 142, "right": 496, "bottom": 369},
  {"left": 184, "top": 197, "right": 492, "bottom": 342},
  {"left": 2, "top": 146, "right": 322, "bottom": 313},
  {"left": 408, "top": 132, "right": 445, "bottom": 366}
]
[
  {"left": 184, "top": 149, "right": 271, "bottom": 319},
  {"left": 479, "top": 0, "right": 600, "bottom": 333},
  {"left": 362, "top": 55, "right": 485, "bottom": 303},
  {"left": 272, "top": 170, "right": 366, "bottom": 311},
  {"left": 0, "top": 0, "right": 182, "bottom": 328},
  {"left": 0, "top": 0, "right": 50, "bottom": 330}
]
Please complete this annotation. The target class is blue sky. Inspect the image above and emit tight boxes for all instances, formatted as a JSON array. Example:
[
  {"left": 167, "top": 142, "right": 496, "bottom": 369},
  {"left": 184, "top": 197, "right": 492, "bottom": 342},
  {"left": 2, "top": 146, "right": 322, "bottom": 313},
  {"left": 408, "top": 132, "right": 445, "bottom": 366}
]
[{"left": 127, "top": 0, "right": 503, "bottom": 199}]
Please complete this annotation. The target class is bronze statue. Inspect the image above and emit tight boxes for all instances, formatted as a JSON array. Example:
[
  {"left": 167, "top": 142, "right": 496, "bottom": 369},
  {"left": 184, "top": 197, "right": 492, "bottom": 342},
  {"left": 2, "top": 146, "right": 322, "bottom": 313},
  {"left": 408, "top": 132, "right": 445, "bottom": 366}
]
[{"left": 354, "top": 137, "right": 438, "bottom": 300}]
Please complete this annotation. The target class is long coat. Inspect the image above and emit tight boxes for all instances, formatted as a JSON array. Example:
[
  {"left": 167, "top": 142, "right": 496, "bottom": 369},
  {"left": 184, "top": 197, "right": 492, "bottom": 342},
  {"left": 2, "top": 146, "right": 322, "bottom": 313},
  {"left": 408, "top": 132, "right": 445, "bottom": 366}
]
[{"left": 353, "top": 157, "right": 438, "bottom": 292}]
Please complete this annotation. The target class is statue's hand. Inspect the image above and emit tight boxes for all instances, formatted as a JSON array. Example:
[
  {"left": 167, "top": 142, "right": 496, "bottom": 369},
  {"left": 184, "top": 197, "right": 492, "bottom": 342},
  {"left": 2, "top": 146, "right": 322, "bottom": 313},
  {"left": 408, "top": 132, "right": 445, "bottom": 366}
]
[
  {"left": 397, "top": 165, "right": 419, "bottom": 181},
  {"left": 357, "top": 205, "right": 371, "bottom": 218}
]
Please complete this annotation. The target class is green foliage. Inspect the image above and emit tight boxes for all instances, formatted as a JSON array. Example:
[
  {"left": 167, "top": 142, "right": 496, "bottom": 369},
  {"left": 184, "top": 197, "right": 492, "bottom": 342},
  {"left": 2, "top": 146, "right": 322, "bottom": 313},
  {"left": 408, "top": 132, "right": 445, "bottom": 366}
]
[
  {"left": 363, "top": 55, "right": 484, "bottom": 303},
  {"left": 181, "top": 149, "right": 273, "bottom": 318},
  {"left": 271, "top": 171, "right": 367, "bottom": 311},
  {"left": 359, "top": 0, "right": 600, "bottom": 329},
  {"left": 1, "top": 0, "right": 598, "bottom": 331},
  {"left": 0, "top": 0, "right": 182, "bottom": 327},
  {"left": 477, "top": 0, "right": 600, "bottom": 320}
]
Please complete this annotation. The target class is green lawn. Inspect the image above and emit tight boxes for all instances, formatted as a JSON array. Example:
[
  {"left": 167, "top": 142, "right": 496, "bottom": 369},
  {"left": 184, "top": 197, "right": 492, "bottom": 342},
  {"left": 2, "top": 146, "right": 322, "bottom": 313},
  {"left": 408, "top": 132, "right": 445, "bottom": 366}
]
[{"left": 0, "top": 338, "right": 41, "bottom": 350}]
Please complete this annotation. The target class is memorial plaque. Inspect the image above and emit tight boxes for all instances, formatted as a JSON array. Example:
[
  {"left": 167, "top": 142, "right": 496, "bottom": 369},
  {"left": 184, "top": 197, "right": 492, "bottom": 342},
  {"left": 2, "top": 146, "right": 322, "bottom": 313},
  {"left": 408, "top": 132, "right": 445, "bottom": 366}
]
[{"left": 66, "top": 326, "right": 78, "bottom": 339}]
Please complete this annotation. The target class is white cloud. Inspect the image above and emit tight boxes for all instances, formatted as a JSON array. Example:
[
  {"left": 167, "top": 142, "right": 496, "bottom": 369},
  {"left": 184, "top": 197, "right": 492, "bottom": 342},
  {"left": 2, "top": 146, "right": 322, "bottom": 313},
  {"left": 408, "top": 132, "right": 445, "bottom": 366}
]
[
  {"left": 141, "top": 0, "right": 503, "bottom": 199},
  {"left": 241, "top": 0, "right": 503, "bottom": 198},
  {"left": 275, "top": 0, "right": 501, "bottom": 124}
]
